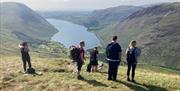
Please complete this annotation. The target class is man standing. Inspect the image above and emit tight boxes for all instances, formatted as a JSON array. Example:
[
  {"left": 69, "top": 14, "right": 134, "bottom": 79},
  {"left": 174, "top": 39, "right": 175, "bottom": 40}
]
[
  {"left": 77, "top": 41, "right": 85, "bottom": 79},
  {"left": 70, "top": 41, "right": 85, "bottom": 80},
  {"left": 106, "top": 36, "right": 122, "bottom": 81}
]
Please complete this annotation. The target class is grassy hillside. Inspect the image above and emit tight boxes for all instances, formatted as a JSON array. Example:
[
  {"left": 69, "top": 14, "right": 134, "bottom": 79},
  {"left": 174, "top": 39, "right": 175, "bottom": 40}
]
[
  {"left": 0, "top": 56, "right": 180, "bottom": 91},
  {"left": 97, "top": 2, "right": 180, "bottom": 70},
  {"left": 0, "top": 2, "right": 58, "bottom": 55},
  {"left": 83, "top": 6, "right": 142, "bottom": 30}
]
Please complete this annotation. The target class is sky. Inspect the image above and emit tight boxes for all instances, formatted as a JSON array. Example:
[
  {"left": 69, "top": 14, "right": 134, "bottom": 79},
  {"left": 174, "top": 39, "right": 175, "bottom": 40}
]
[{"left": 1, "top": 0, "right": 180, "bottom": 11}]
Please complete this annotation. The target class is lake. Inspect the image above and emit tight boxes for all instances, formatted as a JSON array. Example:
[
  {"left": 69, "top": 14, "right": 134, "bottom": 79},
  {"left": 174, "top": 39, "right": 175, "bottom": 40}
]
[{"left": 47, "top": 19, "right": 101, "bottom": 49}]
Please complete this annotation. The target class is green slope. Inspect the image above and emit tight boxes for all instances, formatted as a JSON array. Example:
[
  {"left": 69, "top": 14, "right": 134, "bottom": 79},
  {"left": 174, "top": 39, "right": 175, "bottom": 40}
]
[
  {"left": 83, "top": 6, "right": 142, "bottom": 30},
  {"left": 0, "top": 56, "right": 180, "bottom": 91},
  {"left": 0, "top": 2, "right": 58, "bottom": 55},
  {"left": 97, "top": 2, "right": 180, "bottom": 69}
]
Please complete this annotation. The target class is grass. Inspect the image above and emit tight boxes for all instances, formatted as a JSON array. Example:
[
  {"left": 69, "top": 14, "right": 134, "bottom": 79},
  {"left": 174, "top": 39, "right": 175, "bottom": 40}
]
[{"left": 0, "top": 56, "right": 180, "bottom": 91}]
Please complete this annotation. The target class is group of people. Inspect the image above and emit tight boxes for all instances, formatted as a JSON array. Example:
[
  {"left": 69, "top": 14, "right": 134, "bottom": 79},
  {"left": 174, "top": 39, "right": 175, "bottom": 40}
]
[{"left": 19, "top": 35, "right": 141, "bottom": 82}]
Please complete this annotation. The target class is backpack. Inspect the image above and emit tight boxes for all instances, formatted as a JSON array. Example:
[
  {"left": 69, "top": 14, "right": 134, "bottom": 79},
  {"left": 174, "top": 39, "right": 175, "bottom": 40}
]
[
  {"left": 26, "top": 68, "right": 36, "bottom": 74},
  {"left": 70, "top": 47, "right": 80, "bottom": 61}
]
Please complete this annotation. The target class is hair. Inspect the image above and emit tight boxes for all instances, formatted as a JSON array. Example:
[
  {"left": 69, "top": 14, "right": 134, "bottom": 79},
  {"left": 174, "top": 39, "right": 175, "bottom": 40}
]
[
  {"left": 80, "top": 40, "right": 85, "bottom": 45},
  {"left": 21, "top": 42, "right": 27, "bottom": 46},
  {"left": 129, "top": 40, "right": 136, "bottom": 47},
  {"left": 94, "top": 47, "right": 98, "bottom": 50},
  {"left": 112, "top": 36, "right": 118, "bottom": 41}
]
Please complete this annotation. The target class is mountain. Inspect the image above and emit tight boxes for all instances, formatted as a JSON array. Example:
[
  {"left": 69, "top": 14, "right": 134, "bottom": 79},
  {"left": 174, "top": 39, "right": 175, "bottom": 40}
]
[
  {"left": 39, "top": 6, "right": 142, "bottom": 31},
  {"left": 83, "top": 6, "right": 143, "bottom": 29},
  {"left": 97, "top": 2, "right": 180, "bottom": 69},
  {"left": 38, "top": 11, "right": 91, "bottom": 26},
  {"left": 0, "top": 2, "right": 58, "bottom": 55}
]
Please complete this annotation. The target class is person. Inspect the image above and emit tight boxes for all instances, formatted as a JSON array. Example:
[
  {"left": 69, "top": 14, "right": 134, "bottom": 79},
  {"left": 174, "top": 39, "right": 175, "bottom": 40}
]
[
  {"left": 106, "top": 36, "right": 122, "bottom": 81},
  {"left": 90, "top": 47, "right": 99, "bottom": 72},
  {"left": 19, "top": 42, "right": 32, "bottom": 73},
  {"left": 71, "top": 41, "right": 85, "bottom": 80},
  {"left": 125, "top": 40, "right": 141, "bottom": 82}
]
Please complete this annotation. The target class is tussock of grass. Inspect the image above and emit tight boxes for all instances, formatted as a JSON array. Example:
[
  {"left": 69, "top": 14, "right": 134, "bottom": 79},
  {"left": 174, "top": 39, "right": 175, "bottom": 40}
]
[{"left": 0, "top": 56, "right": 180, "bottom": 91}]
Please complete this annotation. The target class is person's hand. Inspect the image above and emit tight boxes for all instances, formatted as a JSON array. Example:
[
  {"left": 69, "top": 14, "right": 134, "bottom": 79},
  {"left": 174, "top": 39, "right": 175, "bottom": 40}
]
[{"left": 134, "top": 61, "right": 137, "bottom": 65}]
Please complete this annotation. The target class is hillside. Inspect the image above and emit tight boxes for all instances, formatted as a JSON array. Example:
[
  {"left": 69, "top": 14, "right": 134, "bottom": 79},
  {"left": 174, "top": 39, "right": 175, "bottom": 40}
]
[
  {"left": 97, "top": 2, "right": 180, "bottom": 69},
  {"left": 0, "top": 56, "right": 180, "bottom": 91},
  {"left": 83, "top": 6, "right": 142, "bottom": 30},
  {"left": 39, "top": 6, "right": 142, "bottom": 31},
  {"left": 0, "top": 2, "right": 58, "bottom": 55}
]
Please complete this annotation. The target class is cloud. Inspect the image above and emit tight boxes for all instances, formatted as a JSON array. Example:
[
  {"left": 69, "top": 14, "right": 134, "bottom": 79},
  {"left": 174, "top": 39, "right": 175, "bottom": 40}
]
[{"left": 1, "top": 0, "right": 180, "bottom": 11}]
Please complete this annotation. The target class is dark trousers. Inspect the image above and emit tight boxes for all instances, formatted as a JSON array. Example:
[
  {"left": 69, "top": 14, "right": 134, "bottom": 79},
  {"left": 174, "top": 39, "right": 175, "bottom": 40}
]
[
  {"left": 22, "top": 55, "right": 31, "bottom": 72},
  {"left": 108, "top": 61, "right": 120, "bottom": 80},
  {"left": 74, "top": 60, "right": 83, "bottom": 71},
  {"left": 127, "top": 62, "right": 137, "bottom": 79}
]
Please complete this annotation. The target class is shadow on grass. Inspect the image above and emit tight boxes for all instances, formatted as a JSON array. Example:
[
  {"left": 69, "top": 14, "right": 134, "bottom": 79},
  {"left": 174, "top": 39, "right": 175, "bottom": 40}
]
[
  {"left": 80, "top": 78, "right": 108, "bottom": 87},
  {"left": 97, "top": 71, "right": 108, "bottom": 74},
  {"left": 115, "top": 80, "right": 168, "bottom": 91}
]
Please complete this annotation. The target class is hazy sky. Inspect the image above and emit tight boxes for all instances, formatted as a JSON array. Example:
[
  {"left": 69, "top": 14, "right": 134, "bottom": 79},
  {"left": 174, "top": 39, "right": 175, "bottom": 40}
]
[{"left": 1, "top": 0, "right": 180, "bottom": 11}]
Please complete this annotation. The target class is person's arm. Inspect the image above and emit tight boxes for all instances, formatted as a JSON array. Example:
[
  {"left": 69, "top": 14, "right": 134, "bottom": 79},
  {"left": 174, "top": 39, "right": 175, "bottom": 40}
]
[
  {"left": 125, "top": 47, "right": 129, "bottom": 58},
  {"left": 80, "top": 49, "right": 85, "bottom": 61},
  {"left": 136, "top": 47, "right": 141, "bottom": 58},
  {"left": 119, "top": 45, "right": 122, "bottom": 61},
  {"left": 19, "top": 44, "right": 24, "bottom": 49},
  {"left": 119, "top": 52, "right": 122, "bottom": 61},
  {"left": 106, "top": 44, "right": 109, "bottom": 56}
]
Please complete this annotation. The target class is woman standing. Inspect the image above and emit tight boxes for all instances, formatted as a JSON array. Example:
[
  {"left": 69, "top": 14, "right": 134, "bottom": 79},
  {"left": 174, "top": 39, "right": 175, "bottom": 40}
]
[
  {"left": 19, "top": 42, "right": 32, "bottom": 73},
  {"left": 90, "top": 47, "right": 99, "bottom": 72},
  {"left": 125, "top": 40, "right": 141, "bottom": 82}
]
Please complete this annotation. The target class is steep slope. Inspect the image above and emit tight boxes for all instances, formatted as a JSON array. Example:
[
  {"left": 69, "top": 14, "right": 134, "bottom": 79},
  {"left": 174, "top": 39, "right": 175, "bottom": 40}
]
[
  {"left": 0, "top": 2, "right": 58, "bottom": 55},
  {"left": 83, "top": 6, "right": 142, "bottom": 29},
  {"left": 98, "top": 2, "right": 180, "bottom": 69}
]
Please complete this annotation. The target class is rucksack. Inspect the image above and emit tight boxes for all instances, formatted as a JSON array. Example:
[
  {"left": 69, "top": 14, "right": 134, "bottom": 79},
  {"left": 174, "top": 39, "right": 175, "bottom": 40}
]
[
  {"left": 26, "top": 68, "right": 36, "bottom": 74},
  {"left": 70, "top": 47, "right": 80, "bottom": 61}
]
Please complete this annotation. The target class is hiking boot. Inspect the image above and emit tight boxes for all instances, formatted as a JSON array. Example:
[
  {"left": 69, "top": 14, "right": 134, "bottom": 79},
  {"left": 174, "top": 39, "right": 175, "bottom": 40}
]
[
  {"left": 77, "top": 75, "right": 84, "bottom": 80},
  {"left": 132, "top": 79, "right": 135, "bottom": 83},
  {"left": 112, "top": 79, "right": 117, "bottom": 81},
  {"left": 108, "top": 78, "right": 112, "bottom": 81},
  {"left": 127, "top": 78, "right": 130, "bottom": 81}
]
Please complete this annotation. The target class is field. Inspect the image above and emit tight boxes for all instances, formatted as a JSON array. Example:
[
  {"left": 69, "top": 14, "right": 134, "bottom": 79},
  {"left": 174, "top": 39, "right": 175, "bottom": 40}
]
[{"left": 0, "top": 55, "right": 180, "bottom": 91}]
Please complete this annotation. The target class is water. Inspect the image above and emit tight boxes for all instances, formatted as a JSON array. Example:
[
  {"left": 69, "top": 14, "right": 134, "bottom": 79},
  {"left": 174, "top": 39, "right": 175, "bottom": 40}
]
[{"left": 47, "top": 19, "right": 101, "bottom": 49}]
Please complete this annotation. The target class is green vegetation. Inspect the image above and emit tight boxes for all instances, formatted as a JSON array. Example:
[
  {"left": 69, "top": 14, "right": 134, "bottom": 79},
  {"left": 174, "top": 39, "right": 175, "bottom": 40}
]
[
  {"left": 0, "top": 56, "right": 180, "bottom": 91},
  {"left": 96, "top": 2, "right": 180, "bottom": 70},
  {"left": 0, "top": 2, "right": 58, "bottom": 56},
  {"left": 0, "top": 2, "right": 180, "bottom": 91},
  {"left": 40, "top": 2, "right": 180, "bottom": 69}
]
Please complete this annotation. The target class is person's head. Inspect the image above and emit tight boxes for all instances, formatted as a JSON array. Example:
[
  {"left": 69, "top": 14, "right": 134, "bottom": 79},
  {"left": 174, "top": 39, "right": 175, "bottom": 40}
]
[
  {"left": 112, "top": 35, "right": 118, "bottom": 42},
  {"left": 21, "top": 42, "right": 28, "bottom": 46},
  {"left": 129, "top": 40, "right": 136, "bottom": 47},
  {"left": 79, "top": 40, "right": 85, "bottom": 47},
  {"left": 94, "top": 47, "right": 98, "bottom": 50}
]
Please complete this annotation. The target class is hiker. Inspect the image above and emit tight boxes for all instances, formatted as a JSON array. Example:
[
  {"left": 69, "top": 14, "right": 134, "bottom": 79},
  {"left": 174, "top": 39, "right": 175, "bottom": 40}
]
[
  {"left": 106, "top": 36, "right": 122, "bottom": 81},
  {"left": 19, "top": 42, "right": 32, "bottom": 73},
  {"left": 90, "top": 47, "right": 99, "bottom": 72},
  {"left": 70, "top": 41, "right": 86, "bottom": 80},
  {"left": 125, "top": 40, "right": 141, "bottom": 82}
]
